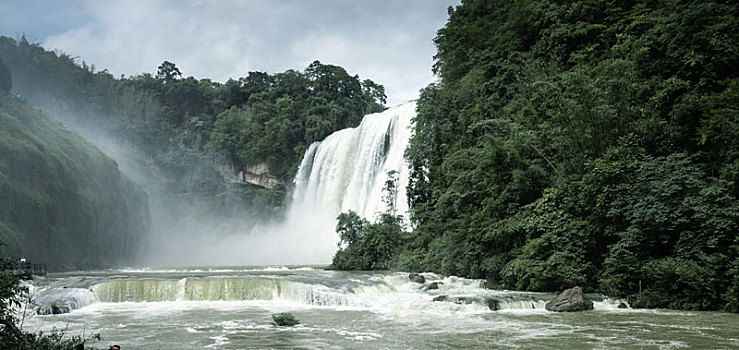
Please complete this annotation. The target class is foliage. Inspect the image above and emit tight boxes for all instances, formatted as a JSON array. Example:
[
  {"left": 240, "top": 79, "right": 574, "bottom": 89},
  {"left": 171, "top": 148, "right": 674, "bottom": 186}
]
[
  {"left": 332, "top": 172, "right": 407, "bottom": 270},
  {"left": 0, "top": 94, "right": 149, "bottom": 270},
  {"left": 331, "top": 213, "right": 404, "bottom": 271},
  {"left": 272, "top": 312, "right": 300, "bottom": 327},
  {"left": 1, "top": 252, "right": 100, "bottom": 349},
  {"left": 0, "top": 57, "right": 11, "bottom": 93},
  {"left": 400, "top": 0, "right": 739, "bottom": 312}
]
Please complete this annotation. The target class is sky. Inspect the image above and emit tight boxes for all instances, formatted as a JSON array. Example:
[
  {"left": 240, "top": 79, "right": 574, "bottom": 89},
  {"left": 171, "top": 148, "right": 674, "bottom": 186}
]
[{"left": 0, "top": 0, "right": 460, "bottom": 106}]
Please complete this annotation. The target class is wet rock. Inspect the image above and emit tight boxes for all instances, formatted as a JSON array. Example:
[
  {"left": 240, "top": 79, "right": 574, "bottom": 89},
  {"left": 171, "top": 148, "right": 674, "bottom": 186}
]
[
  {"left": 617, "top": 302, "right": 628, "bottom": 309},
  {"left": 486, "top": 298, "right": 500, "bottom": 311},
  {"left": 450, "top": 296, "right": 476, "bottom": 305},
  {"left": 422, "top": 281, "right": 443, "bottom": 291},
  {"left": 37, "top": 303, "right": 70, "bottom": 315},
  {"left": 545, "top": 286, "right": 593, "bottom": 312},
  {"left": 482, "top": 279, "right": 499, "bottom": 290},
  {"left": 432, "top": 295, "right": 448, "bottom": 302},
  {"left": 409, "top": 273, "right": 426, "bottom": 284}
]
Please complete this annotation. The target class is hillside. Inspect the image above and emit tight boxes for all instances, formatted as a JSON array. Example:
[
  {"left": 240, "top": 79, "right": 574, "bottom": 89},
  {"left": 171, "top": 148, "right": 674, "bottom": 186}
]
[
  {"left": 402, "top": 0, "right": 739, "bottom": 312},
  {"left": 329, "top": 0, "right": 739, "bottom": 312},
  {"left": 0, "top": 93, "right": 150, "bottom": 270}
]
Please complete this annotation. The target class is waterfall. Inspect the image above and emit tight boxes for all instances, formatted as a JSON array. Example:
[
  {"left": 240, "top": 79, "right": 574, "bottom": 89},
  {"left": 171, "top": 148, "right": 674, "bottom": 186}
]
[
  {"left": 275, "top": 102, "right": 415, "bottom": 263},
  {"left": 289, "top": 101, "right": 415, "bottom": 223},
  {"left": 211, "top": 102, "right": 416, "bottom": 265},
  {"left": 90, "top": 278, "right": 354, "bottom": 306}
]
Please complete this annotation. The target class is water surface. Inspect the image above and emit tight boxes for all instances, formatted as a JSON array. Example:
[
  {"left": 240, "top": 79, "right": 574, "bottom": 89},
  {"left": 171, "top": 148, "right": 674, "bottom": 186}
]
[{"left": 21, "top": 266, "right": 739, "bottom": 349}]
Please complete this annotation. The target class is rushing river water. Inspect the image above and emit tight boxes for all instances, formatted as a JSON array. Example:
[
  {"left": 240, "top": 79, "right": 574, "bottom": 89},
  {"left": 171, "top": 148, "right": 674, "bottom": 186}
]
[{"left": 19, "top": 266, "right": 739, "bottom": 349}]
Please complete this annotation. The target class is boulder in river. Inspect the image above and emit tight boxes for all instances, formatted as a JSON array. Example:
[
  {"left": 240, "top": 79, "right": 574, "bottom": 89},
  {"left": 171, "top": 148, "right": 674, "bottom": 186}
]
[
  {"left": 432, "top": 295, "right": 448, "bottom": 302},
  {"left": 409, "top": 273, "right": 426, "bottom": 284},
  {"left": 482, "top": 279, "right": 499, "bottom": 290},
  {"left": 486, "top": 298, "right": 500, "bottom": 311},
  {"left": 545, "top": 287, "right": 593, "bottom": 312},
  {"left": 422, "top": 281, "right": 443, "bottom": 291}
]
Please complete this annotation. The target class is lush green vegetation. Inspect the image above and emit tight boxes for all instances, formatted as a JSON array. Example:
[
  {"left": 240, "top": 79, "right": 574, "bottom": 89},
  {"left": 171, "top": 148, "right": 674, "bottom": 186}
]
[
  {"left": 335, "top": 0, "right": 739, "bottom": 312},
  {"left": 331, "top": 171, "right": 408, "bottom": 270},
  {"left": 1, "top": 254, "right": 99, "bottom": 349},
  {"left": 0, "top": 94, "right": 150, "bottom": 270},
  {"left": 0, "top": 57, "right": 10, "bottom": 93},
  {"left": 0, "top": 36, "right": 386, "bottom": 216}
]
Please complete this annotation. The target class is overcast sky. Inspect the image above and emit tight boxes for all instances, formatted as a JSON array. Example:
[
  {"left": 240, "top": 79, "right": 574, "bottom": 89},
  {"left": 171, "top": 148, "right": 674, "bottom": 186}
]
[{"left": 0, "top": 0, "right": 460, "bottom": 105}]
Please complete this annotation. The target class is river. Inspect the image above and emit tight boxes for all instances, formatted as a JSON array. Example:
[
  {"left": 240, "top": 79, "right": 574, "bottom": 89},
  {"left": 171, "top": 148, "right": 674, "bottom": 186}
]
[{"left": 20, "top": 266, "right": 739, "bottom": 349}]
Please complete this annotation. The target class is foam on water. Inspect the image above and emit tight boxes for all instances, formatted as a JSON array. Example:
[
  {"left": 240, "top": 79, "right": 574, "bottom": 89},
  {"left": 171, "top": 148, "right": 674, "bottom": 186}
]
[
  {"left": 33, "top": 287, "right": 96, "bottom": 315},
  {"left": 34, "top": 270, "right": 629, "bottom": 317},
  {"left": 21, "top": 269, "right": 739, "bottom": 349}
]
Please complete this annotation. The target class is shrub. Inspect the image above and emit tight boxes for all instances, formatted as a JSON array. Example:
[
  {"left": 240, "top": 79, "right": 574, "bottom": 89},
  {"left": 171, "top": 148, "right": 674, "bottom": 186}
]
[{"left": 272, "top": 312, "right": 300, "bottom": 327}]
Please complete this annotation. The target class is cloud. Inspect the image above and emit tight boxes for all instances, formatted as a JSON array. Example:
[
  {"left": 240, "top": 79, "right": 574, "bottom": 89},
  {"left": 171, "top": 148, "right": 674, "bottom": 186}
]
[{"left": 42, "top": 0, "right": 458, "bottom": 105}]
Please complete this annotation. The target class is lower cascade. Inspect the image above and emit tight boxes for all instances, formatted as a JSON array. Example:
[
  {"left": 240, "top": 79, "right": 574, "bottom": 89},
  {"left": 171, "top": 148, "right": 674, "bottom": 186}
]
[
  {"left": 89, "top": 278, "right": 352, "bottom": 306},
  {"left": 24, "top": 269, "right": 738, "bottom": 350},
  {"left": 33, "top": 270, "right": 626, "bottom": 314},
  {"left": 33, "top": 287, "right": 96, "bottom": 315}
]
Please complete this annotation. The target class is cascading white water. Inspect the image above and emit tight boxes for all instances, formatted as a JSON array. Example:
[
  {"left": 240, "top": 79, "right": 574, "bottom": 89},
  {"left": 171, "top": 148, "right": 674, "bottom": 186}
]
[
  {"left": 267, "top": 102, "right": 416, "bottom": 263},
  {"left": 176, "top": 102, "right": 417, "bottom": 265},
  {"left": 78, "top": 272, "right": 626, "bottom": 312},
  {"left": 33, "top": 287, "right": 97, "bottom": 315},
  {"left": 290, "top": 101, "right": 415, "bottom": 222},
  {"left": 90, "top": 278, "right": 353, "bottom": 306}
]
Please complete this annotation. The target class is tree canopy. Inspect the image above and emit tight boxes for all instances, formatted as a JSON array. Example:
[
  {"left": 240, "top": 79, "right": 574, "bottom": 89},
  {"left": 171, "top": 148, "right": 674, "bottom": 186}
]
[{"left": 389, "top": 0, "right": 738, "bottom": 312}]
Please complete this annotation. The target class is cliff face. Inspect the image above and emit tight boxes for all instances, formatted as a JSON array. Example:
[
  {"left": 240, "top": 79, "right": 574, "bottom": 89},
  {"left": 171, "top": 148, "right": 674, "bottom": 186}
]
[
  {"left": 242, "top": 163, "right": 280, "bottom": 188},
  {"left": 0, "top": 95, "right": 150, "bottom": 271}
]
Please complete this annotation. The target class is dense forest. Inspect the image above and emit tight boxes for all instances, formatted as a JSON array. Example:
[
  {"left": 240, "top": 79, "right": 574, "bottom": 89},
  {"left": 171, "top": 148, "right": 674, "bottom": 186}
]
[
  {"left": 0, "top": 72, "right": 149, "bottom": 270},
  {"left": 0, "top": 36, "right": 386, "bottom": 218},
  {"left": 332, "top": 0, "right": 739, "bottom": 312}
]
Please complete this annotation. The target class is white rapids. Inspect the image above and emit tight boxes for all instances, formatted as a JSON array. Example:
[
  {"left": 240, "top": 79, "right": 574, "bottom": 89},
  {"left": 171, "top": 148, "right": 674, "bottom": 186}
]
[{"left": 19, "top": 268, "right": 738, "bottom": 350}]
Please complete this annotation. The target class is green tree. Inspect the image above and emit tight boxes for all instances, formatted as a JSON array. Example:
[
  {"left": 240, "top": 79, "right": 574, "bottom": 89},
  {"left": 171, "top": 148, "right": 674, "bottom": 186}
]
[
  {"left": 156, "top": 60, "right": 182, "bottom": 83},
  {"left": 335, "top": 211, "right": 368, "bottom": 248},
  {"left": 206, "top": 106, "right": 250, "bottom": 166},
  {"left": 0, "top": 57, "right": 11, "bottom": 93},
  {"left": 382, "top": 170, "right": 399, "bottom": 216}
]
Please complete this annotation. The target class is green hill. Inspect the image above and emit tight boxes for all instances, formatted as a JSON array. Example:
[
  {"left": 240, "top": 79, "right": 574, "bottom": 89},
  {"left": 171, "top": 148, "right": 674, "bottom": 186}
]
[
  {"left": 401, "top": 0, "right": 739, "bottom": 312},
  {"left": 0, "top": 93, "right": 149, "bottom": 271}
]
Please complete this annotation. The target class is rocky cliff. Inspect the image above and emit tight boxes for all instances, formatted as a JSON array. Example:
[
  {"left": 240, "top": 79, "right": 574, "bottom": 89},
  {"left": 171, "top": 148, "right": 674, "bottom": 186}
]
[{"left": 242, "top": 163, "right": 280, "bottom": 188}]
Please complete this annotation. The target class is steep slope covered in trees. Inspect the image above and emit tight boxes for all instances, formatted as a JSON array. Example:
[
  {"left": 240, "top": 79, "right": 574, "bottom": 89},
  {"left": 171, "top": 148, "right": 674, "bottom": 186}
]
[
  {"left": 401, "top": 0, "right": 739, "bottom": 312},
  {"left": 0, "top": 94, "right": 150, "bottom": 270}
]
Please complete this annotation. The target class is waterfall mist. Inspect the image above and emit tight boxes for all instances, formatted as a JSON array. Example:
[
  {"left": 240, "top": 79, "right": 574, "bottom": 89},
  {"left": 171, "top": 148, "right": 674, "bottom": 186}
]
[
  {"left": 29, "top": 92, "right": 415, "bottom": 266},
  {"left": 20, "top": 92, "right": 260, "bottom": 267},
  {"left": 169, "top": 101, "right": 417, "bottom": 266}
]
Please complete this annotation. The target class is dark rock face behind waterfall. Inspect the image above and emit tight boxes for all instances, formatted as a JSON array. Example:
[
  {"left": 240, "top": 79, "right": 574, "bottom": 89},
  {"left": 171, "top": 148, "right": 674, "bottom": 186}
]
[{"left": 0, "top": 95, "right": 150, "bottom": 271}]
